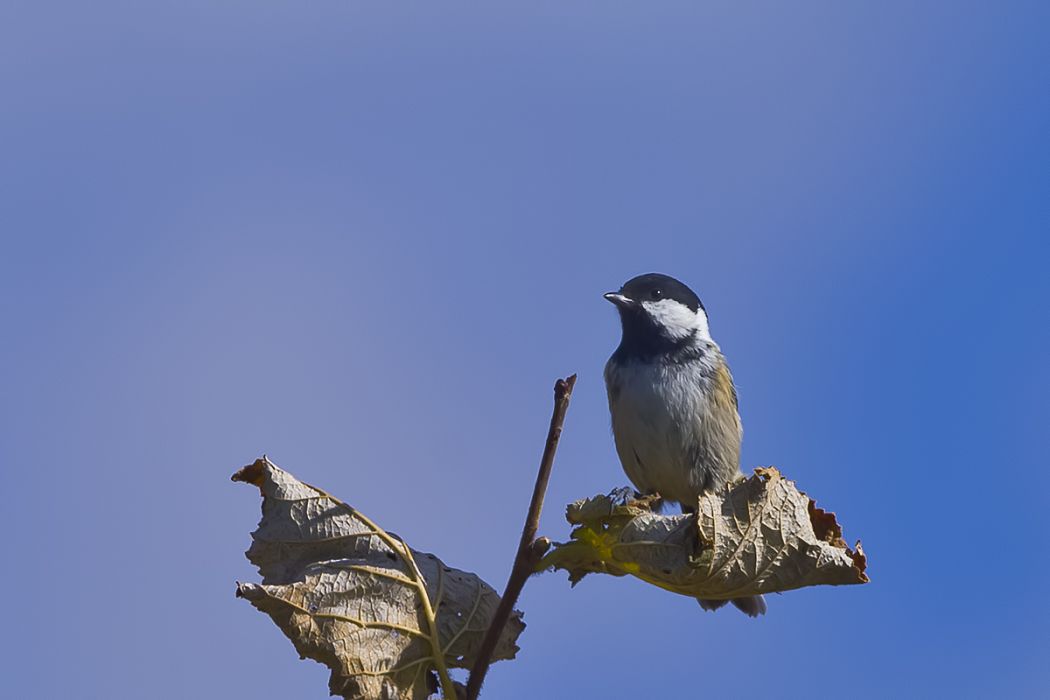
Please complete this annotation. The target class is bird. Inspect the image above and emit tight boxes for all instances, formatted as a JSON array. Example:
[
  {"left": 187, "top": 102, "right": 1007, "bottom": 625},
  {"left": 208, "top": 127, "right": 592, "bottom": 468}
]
[{"left": 603, "top": 272, "right": 766, "bottom": 617}]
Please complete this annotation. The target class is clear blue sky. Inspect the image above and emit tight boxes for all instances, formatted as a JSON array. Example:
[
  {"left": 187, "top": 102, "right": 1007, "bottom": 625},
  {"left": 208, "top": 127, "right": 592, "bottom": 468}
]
[{"left": 3, "top": 2, "right": 1048, "bottom": 698}]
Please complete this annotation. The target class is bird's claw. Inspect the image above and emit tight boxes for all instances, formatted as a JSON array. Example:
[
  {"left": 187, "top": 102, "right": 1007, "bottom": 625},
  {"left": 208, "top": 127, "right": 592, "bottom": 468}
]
[{"left": 607, "top": 486, "right": 640, "bottom": 506}]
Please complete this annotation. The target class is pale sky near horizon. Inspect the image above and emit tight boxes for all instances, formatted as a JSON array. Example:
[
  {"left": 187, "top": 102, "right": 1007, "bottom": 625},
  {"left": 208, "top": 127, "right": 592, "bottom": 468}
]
[{"left": 2, "top": 2, "right": 1049, "bottom": 698}]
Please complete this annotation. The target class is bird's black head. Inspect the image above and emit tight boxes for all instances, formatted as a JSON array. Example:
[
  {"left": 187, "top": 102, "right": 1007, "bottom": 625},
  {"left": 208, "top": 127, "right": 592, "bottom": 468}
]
[
  {"left": 614, "top": 273, "right": 704, "bottom": 313},
  {"left": 605, "top": 273, "right": 709, "bottom": 361}
]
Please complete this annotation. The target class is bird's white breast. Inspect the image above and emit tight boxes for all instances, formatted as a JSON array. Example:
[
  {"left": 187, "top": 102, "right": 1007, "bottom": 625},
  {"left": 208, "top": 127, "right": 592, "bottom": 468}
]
[{"left": 604, "top": 358, "right": 714, "bottom": 504}]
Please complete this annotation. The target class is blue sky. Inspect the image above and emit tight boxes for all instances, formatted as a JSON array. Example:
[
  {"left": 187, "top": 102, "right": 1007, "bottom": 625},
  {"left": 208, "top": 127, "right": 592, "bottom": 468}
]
[{"left": 2, "top": 2, "right": 1048, "bottom": 698}]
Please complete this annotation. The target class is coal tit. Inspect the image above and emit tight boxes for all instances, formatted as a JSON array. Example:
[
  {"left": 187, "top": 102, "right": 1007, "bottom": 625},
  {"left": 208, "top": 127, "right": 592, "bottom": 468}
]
[{"left": 604, "top": 273, "right": 766, "bottom": 617}]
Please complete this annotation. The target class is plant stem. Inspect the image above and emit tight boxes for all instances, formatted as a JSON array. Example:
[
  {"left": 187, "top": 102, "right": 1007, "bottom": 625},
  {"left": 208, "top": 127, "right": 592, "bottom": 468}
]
[
  {"left": 464, "top": 374, "right": 576, "bottom": 700},
  {"left": 294, "top": 465, "right": 458, "bottom": 700}
]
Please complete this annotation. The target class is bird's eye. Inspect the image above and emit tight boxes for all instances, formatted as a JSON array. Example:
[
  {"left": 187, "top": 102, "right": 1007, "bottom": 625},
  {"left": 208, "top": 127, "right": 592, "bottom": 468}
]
[{"left": 650, "top": 289, "right": 663, "bottom": 300}]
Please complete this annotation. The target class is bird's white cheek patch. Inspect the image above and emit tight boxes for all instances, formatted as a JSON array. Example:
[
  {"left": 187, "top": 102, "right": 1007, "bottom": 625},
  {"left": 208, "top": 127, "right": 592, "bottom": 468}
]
[{"left": 642, "top": 299, "right": 710, "bottom": 340}]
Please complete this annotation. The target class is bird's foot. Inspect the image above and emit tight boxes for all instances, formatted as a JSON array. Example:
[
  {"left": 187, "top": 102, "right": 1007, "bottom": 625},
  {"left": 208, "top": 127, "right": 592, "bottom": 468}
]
[
  {"left": 607, "top": 486, "right": 639, "bottom": 506},
  {"left": 607, "top": 487, "right": 666, "bottom": 512}
]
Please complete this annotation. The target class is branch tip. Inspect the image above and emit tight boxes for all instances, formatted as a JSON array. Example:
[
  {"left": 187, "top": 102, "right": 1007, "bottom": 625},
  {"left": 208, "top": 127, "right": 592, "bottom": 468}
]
[{"left": 464, "top": 374, "right": 576, "bottom": 700}]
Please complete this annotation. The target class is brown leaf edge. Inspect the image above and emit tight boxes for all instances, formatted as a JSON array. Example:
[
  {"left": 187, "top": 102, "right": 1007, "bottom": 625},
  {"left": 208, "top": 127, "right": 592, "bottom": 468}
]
[
  {"left": 231, "top": 458, "right": 267, "bottom": 488},
  {"left": 747, "top": 466, "right": 871, "bottom": 584}
]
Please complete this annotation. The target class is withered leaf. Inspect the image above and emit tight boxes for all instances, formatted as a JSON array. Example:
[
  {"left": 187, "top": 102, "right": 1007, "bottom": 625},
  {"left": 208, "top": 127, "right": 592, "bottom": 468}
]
[
  {"left": 541, "top": 467, "right": 868, "bottom": 600},
  {"left": 233, "top": 457, "right": 523, "bottom": 700}
]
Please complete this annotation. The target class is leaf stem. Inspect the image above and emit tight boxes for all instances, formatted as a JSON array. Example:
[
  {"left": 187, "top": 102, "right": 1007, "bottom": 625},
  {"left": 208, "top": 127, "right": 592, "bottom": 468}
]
[
  {"left": 333, "top": 505, "right": 457, "bottom": 699},
  {"left": 464, "top": 374, "right": 576, "bottom": 700},
  {"left": 399, "top": 545, "right": 457, "bottom": 698},
  {"left": 293, "top": 467, "right": 458, "bottom": 700}
]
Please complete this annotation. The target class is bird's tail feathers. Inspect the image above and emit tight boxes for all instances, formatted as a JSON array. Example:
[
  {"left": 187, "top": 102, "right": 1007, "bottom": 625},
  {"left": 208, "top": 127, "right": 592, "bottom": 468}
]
[{"left": 697, "top": 595, "right": 767, "bottom": 617}]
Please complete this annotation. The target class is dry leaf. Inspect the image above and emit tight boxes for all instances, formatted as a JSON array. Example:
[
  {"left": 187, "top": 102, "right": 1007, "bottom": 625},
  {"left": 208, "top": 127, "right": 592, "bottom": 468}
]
[
  {"left": 541, "top": 467, "right": 868, "bottom": 600},
  {"left": 233, "top": 457, "right": 523, "bottom": 700}
]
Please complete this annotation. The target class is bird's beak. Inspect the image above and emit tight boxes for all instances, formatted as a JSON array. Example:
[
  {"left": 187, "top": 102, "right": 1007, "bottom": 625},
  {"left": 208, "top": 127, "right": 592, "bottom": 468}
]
[{"left": 604, "top": 292, "right": 634, "bottom": 309}]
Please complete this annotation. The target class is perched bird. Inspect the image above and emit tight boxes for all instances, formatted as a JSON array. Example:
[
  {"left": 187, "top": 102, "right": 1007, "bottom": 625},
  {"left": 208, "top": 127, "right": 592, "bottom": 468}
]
[{"left": 603, "top": 273, "right": 766, "bottom": 617}]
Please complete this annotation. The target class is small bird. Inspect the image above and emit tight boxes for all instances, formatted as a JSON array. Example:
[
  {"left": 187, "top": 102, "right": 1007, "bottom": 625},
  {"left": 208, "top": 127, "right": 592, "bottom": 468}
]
[{"left": 603, "top": 273, "right": 766, "bottom": 617}]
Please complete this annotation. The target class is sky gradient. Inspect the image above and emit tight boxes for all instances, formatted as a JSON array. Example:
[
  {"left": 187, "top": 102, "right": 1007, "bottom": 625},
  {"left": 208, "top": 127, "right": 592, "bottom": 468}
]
[{"left": 2, "top": 2, "right": 1049, "bottom": 698}]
